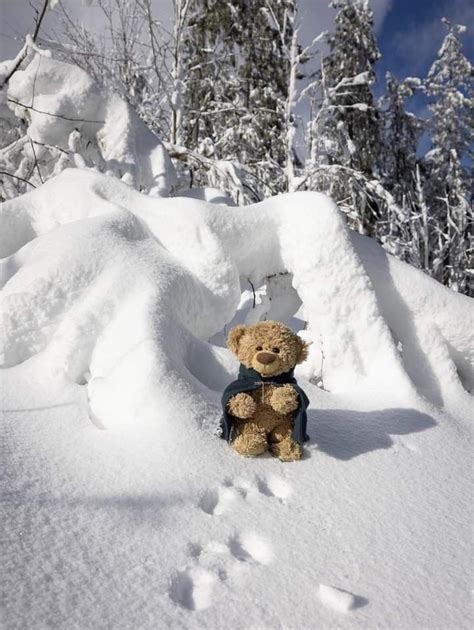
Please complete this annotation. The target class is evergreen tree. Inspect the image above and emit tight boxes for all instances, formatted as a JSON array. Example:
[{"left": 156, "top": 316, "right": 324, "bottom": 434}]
[
  {"left": 180, "top": 0, "right": 300, "bottom": 200},
  {"left": 310, "top": 0, "right": 383, "bottom": 235},
  {"left": 377, "top": 73, "right": 424, "bottom": 265},
  {"left": 381, "top": 73, "right": 422, "bottom": 205},
  {"left": 424, "top": 19, "right": 473, "bottom": 294},
  {"left": 321, "top": 0, "right": 381, "bottom": 174}
]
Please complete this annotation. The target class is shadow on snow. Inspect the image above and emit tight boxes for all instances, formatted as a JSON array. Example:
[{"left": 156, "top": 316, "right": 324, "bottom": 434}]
[{"left": 308, "top": 407, "right": 436, "bottom": 460}]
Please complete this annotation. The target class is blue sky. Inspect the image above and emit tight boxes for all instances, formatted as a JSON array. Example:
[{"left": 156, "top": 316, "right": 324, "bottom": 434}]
[
  {"left": 377, "top": 0, "right": 474, "bottom": 80},
  {"left": 374, "top": 0, "right": 473, "bottom": 156}
]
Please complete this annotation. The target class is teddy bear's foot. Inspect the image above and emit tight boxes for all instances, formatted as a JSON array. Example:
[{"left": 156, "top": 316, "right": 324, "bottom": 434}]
[
  {"left": 232, "top": 433, "right": 268, "bottom": 458},
  {"left": 270, "top": 438, "right": 302, "bottom": 462}
]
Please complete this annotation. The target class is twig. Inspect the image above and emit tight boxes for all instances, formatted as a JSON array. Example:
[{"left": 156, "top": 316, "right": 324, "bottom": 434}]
[
  {"left": 248, "top": 278, "right": 256, "bottom": 309},
  {"left": 29, "top": 137, "right": 43, "bottom": 184},
  {"left": 0, "top": 171, "right": 37, "bottom": 188},
  {"left": 7, "top": 98, "right": 104, "bottom": 124},
  {"left": 319, "top": 334, "right": 325, "bottom": 391}
]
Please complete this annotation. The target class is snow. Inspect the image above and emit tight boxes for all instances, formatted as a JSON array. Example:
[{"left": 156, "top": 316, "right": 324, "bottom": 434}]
[
  {"left": 318, "top": 584, "right": 359, "bottom": 613},
  {"left": 1, "top": 169, "right": 473, "bottom": 629},
  {"left": 4, "top": 54, "right": 176, "bottom": 196}
]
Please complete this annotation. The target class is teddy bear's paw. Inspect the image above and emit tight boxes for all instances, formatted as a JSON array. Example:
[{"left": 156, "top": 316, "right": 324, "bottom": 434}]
[
  {"left": 232, "top": 432, "right": 268, "bottom": 457},
  {"left": 270, "top": 385, "right": 299, "bottom": 414},
  {"left": 227, "top": 392, "right": 256, "bottom": 419},
  {"left": 271, "top": 439, "right": 302, "bottom": 462}
]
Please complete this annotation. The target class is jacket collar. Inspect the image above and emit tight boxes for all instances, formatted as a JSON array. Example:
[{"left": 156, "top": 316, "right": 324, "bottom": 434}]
[{"left": 238, "top": 363, "right": 296, "bottom": 385}]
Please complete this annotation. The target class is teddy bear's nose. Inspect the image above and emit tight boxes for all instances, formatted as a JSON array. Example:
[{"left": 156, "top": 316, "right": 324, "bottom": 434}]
[{"left": 256, "top": 352, "right": 276, "bottom": 364}]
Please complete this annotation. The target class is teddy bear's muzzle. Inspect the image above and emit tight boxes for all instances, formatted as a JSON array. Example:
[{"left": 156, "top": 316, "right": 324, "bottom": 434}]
[{"left": 256, "top": 352, "right": 276, "bottom": 365}]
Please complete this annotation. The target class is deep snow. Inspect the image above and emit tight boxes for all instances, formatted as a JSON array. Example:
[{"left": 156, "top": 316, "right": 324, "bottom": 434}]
[{"left": 1, "top": 169, "right": 473, "bottom": 629}]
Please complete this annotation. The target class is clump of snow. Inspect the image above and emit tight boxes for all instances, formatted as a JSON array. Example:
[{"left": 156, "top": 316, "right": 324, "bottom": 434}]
[
  {"left": 3, "top": 54, "right": 176, "bottom": 196},
  {"left": 318, "top": 584, "right": 359, "bottom": 612}
]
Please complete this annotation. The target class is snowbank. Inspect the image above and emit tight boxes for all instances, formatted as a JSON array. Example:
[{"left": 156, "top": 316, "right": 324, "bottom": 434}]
[
  {"left": 1, "top": 169, "right": 473, "bottom": 630},
  {"left": 1, "top": 168, "right": 472, "bottom": 428}
]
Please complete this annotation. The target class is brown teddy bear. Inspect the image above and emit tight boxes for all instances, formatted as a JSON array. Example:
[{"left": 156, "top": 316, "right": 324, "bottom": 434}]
[{"left": 220, "top": 321, "right": 310, "bottom": 462}]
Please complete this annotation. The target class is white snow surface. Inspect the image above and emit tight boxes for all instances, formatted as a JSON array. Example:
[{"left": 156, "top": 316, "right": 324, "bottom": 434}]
[{"left": 1, "top": 169, "right": 473, "bottom": 629}]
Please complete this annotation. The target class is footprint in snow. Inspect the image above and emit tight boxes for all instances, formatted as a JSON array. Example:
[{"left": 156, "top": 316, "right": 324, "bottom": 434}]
[
  {"left": 229, "top": 531, "right": 274, "bottom": 565},
  {"left": 169, "top": 567, "right": 216, "bottom": 611},
  {"left": 198, "top": 485, "right": 239, "bottom": 515},
  {"left": 256, "top": 473, "right": 293, "bottom": 502},
  {"left": 169, "top": 533, "right": 274, "bottom": 611},
  {"left": 198, "top": 474, "right": 293, "bottom": 515}
]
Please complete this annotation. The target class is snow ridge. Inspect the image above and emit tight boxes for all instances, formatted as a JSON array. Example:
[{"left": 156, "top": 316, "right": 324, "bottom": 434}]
[{"left": 1, "top": 168, "right": 472, "bottom": 430}]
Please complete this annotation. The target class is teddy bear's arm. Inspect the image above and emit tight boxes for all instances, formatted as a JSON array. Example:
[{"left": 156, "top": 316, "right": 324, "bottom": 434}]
[
  {"left": 227, "top": 392, "right": 257, "bottom": 419},
  {"left": 270, "top": 384, "right": 299, "bottom": 414}
]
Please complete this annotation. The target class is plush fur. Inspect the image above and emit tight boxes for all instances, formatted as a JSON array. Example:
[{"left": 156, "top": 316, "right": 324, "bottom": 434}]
[{"left": 226, "top": 321, "right": 309, "bottom": 462}]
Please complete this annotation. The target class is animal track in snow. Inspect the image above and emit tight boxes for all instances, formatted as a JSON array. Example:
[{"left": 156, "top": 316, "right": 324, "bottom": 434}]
[
  {"left": 177, "top": 475, "right": 282, "bottom": 610},
  {"left": 169, "top": 567, "right": 216, "bottom": 611},
  {"left": 229, "top": 531, "right": 274, "bottom": 565},
  {"left": 199, "top": 474, "right": 293, "bottom": 516},
  {"left": 198, "top": 486, "right": 239, "bottom": 515},
  {"left": 170, "top": 533, "right": 274, "bottom": 611},
  {"left": 256, "top": 474, "right": 293, "bottom": 501}
]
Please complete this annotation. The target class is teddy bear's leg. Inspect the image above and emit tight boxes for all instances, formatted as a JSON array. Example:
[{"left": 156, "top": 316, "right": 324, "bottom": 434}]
[
  {"left": 232, "top": 422, "right": 268, "bottom": 457},
  {"left": 268, "top": 420, "right": 302, "bottom": 462}
]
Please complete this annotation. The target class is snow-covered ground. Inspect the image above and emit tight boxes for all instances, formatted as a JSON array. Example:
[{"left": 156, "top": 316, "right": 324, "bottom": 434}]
[{"left": 1, "top": 169, "right": 473, "bottom": 629}]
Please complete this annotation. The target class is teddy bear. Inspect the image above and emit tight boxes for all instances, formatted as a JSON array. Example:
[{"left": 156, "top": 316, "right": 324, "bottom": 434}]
[{"left": 220, "top": 320, "right": 310, "bottom": 462}]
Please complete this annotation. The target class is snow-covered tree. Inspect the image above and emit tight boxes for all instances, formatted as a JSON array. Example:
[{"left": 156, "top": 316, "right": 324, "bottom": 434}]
[
  {"left": 322, "top": 0, "right": 381, "bottom": 173},
  {"left": 177, "top": 0, "right": 307, "bottom": 200},
  {"left": 57, "top": 0, "right": 170, "bottom": 138},
  {"left": 376, "top": 73, "right": 425, "bottom": 265},
  {"left": 381, "top": 73, "right": 422, "bottom": 204},
  {"left": 306, "top": 0, "right": 383, "bottom": 235},
  {"left": 423, "top": 19, "right": 473, "bottom": 294}
]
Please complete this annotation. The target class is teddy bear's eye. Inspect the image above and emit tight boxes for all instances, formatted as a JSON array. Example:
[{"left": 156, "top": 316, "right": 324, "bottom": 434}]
[
  {"left": 272, "top": 347, "right": 280, "bottom": 354},
  {"left": 256, "top": 346, "right": 263, "bottom": 351}
]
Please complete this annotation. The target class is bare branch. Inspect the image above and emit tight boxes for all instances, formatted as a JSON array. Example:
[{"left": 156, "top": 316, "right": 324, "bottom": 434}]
[
  {"left": 7, "top": 98, "right": 105, "bottom": 124},
  {"left": 0, "top": 171, "right": 37, "bottom": 188}
]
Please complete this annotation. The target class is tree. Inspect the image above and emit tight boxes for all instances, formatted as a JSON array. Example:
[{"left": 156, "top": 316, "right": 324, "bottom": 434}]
[
  {"left": 307, "top": 0, "right": 383, "bottom": 235},
  {"left": 178, "top": 0, "right": 306, "bottom": 200},
  {"left": 424, "top": 19, "right": 473, "bottom": 294},
  {"left": 376, "top": 73, "right": 425, "bottom": 267}
]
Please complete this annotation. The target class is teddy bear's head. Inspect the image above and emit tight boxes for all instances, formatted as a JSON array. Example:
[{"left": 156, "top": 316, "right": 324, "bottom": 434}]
[{"left": 227, "top": 320, "right": 309, "bottom": 377}]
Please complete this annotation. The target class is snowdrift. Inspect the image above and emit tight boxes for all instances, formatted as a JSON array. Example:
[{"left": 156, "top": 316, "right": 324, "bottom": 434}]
[
  {"left": 1, "top": 168, "right": 472, "bottom": 430},
  {"left": 1, "top": 169, "right": 473, "bottom": 630}
]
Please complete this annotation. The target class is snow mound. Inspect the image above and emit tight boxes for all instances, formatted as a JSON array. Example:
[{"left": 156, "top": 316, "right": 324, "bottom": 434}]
[
  {"left": 1, "top": 168, "right": 472, "bottom": 429},
  {"left": 1, "top": 169, "right": 473, "bottom": 630},
  {"left": 4, "top": 54, "right": 176, "bottom": 195}
]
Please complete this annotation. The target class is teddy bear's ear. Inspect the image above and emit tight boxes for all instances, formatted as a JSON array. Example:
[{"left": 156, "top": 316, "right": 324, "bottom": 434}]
[
  {"left": 227, "top": 324, "right": 246, "bottom": 354},
  {"left": 296, "top": 337, "right": 311, "bottom": 364}
]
